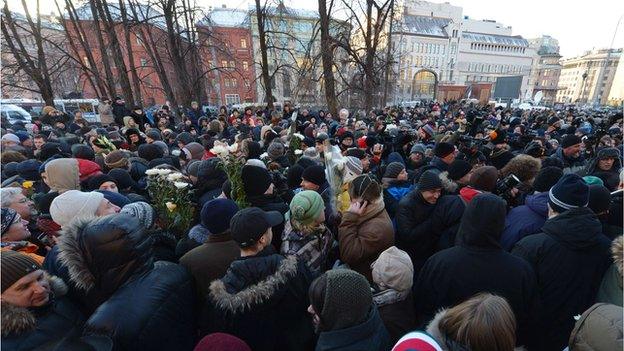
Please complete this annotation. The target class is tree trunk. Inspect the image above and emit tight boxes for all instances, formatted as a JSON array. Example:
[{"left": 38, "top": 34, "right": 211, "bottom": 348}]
[
  {"left": 255, "top": 0, "right": 274, "bottom": 109},
  {"left": 318, "top": 0, "right": 338, "bottom": 116},
  {"left": 118, "top": 0, "right": 143, "bottom": 105},
  {"left": 89, "top": 0, "right": 117, "bottom": 99},
  {"left": 381, "top": 0, "right": 394, "bottom": 108}
]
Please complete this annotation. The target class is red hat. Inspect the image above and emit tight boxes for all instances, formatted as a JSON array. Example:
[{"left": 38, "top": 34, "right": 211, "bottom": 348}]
[
  {"left": 77, "top": 159, "right": 102, "bottom": 181},
  {"left": 357, "top": 136, "right": 367, "bottom": 149}
]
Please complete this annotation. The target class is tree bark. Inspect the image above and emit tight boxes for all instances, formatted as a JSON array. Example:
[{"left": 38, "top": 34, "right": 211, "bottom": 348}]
[
  {"left": 254, "top": 0, "right": 274, "bottom": 109},
  {"left": 318, "top": 0, "right": 338, "bottom": 116},
  {"left": 89, "top": 0, "right": 117, "bottom": 99},
  {"left": 118, "top": 0, "right": 143, "bottom": 105}
]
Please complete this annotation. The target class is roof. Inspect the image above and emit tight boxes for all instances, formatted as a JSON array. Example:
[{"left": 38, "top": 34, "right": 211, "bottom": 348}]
[
  {"left": 462, "top": 31, "right": 528, "bottom": 47},
  {"left": 69, "top": 2, "right": 168, "bottom": 33},
  {"left": 398, "top": 15, "right": 451, "bottom": 37},
  {"left": 246, "top": 4, "right": 319, "bottom": 20},
  {"left": 2, "top": 11, "right": 63, "bottom": 31},
  {"left": 198, "top": 8, "right": 250, "bottom": 27}
]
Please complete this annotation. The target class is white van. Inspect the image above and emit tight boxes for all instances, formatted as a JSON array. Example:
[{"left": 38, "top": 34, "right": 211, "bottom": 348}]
[{"left": 0, "top": 104, "right": 32, "bottom": 125}]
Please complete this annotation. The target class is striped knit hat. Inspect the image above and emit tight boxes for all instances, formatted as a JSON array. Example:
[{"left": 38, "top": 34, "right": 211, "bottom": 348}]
[
  {"left": 1, "top": 251, "right": 41, "bottom": 292},
  {"left": 548, "top": 173, "right": 589, "bottom": 213}
]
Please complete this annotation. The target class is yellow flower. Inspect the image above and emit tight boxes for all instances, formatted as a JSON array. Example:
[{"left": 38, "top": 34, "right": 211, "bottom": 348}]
[
  {"left": 166, "top": 202, "right": 177, "bottom": 212},
  {"left": 22, "top": 181, "right": 34, "bottom": 189}
]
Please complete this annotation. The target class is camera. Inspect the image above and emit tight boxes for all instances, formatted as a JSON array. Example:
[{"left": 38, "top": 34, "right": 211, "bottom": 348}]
[{"left": 496, "top": 174, "right": 520, "bottom": 202}]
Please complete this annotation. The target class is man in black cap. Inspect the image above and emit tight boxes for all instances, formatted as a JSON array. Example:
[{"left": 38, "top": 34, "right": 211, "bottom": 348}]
[
  {"left": 429, "top": 142, "right": 456, "bottom": 173},
  {"left": 203, "top": 207, "right": 315, "bottom": 351},
  {"left": 512, "top": 174, "right": 611, "bottom": 350},
  {"left": 549, "top": 134, "right": 586, "bottom": 174}
]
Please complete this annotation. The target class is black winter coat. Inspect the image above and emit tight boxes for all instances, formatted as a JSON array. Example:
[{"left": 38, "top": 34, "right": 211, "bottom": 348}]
[
  {"left": 56, "top": 214, "right": 197, "bottom": 351},
  {"left": 415, "top": 194, "right": 540, "bottom": 349},
  {"left": 202, "top": 248, "right": 315, "bottom": 351},
  {"left": 395, "top": 189, "right": 437, "bottom": 274},
  {"left": 512, "top": 207, "right": 612, "bottom": 351},
  {"left": 248, "top": 194, "right": 290, "bottom": 249}
]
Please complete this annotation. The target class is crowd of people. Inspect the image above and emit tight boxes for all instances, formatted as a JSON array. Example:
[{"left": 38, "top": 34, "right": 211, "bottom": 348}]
[{"left": 0, "top": 98, "right": 622, "bottom": 351}]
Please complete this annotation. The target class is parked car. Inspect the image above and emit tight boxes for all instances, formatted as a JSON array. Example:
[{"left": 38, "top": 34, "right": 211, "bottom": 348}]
[{"left": 1, "top": 103, "right": 32, "bottom": 125}]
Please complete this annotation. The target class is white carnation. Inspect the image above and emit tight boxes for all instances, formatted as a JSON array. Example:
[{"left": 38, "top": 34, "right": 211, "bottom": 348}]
[
  {"left": 157, "top": 169, "right": 172, "bottom": 176},
  {"left": 145, "top": 169, "right": 159, "bottom": 176},
  {"left": 210, "top": 145, "right": 229, "bottom": 157},
  {"left": 293, "top": 133, "right": 305, "bottom": 141},
  {"left": 167, "top": 173, "right": 184, "bottom": 181},
  {"left": 174, "top": 181, "right": 189, "bottom": 189},
  {"left": 260, "top": 152, "right": 269, "bottom": 159},
  {"left": 294, "top": 149, "right": 303, "bottom": 155}
]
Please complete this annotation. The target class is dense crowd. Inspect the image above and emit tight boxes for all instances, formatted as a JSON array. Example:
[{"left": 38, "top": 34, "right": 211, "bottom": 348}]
[{"left": 0, "top": 97, "right": 622, "bottom": 351}]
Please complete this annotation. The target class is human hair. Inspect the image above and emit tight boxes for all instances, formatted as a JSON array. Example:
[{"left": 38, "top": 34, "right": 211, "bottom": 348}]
[
  {"left": 437, "top": 293, "right": 516, "bottom": 351},
  {"left": 1, "top": 151, "right": 27, "bottom": 164},
  {"left": 33, "top": 134, "right": 47, "bottom": 141},
  {"left": 0, "top": 187, "right": 23, "bottom": 208},
  {"left": 308, "top": 274, "right": 327, "bottom": 330}
]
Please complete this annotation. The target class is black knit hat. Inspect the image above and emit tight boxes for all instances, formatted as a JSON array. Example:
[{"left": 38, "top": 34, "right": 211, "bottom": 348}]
[
  {"left": 138, "top": 143, "right": 164, "bottom": 162},
  {"left": 320, "top": 270, "right": 372, "bottom": 331},
  {"left": 447, "top": 160, "right": 472, "bottom": 181},
  {"left": 588, "top": 185, "right": 611, "bottom": 214},
  {"left": 287, "top": 164, "right": 305, "bottom": 189},
  {"left": 532, "top": 166, "right": 563, "bottom": 192},
  {"left": 242, "top": 165, "right": 272, "bottom": 197},
  {"left": 490, "top": 129, "right": 507, "bottom": 145},
  {"left": 175, "top": 132, "right": 194, "bottom": 146},
  {"left": 345, "top": 148, "right": 366, "bottom": 160},
  {"left": 87, "top": 174, "right": 116, "bottom": 191},
  {"left": 418, "top": 170, "right": 443, "bottom": 191},
  {"left": 434, "top": 142, "right": 455, "bottom": 158},
  {"left": 548, "top": 173, "right": 589, "bottom": 213},
  {"left": 383, "top": 162, "right": 405, "bottom": 179},
  {"left": 145, "top": 129, "right": 162, "bottom": 141},
  {"left": 1, "top": 251, "right": 41, "bottom": 293},
  {"left": 561, "top": 134, "right": 582, "bottom": 149},
  {"left": 71, "top": 144, "right": 95, "bottom": 161},
  {"left": 107, "top": 168, "right": 137, "bottom": 191},
  {"left": 302, "top": 165, "right": 326, "bottom": 186}
]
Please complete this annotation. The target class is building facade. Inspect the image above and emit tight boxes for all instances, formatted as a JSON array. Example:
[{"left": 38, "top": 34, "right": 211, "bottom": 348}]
[
  {"left": 198, "top": 7, "right": 257, "bottom": 106},
  {"left": 556, "top": 48, "right": 622, "bottom": 105},
  {"left": 527, "top": 35, "right": 562, "bottom": 105}
]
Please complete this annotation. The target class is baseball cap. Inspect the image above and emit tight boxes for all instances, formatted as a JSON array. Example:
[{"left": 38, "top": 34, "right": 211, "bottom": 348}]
[{"left": 230, "top": 207, "right": 284, "bottom": 248}]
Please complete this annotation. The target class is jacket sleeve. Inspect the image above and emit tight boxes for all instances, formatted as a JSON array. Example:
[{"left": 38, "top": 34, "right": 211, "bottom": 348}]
[{"left": 338, "top": 212, "right": 383, "bottom": 266}]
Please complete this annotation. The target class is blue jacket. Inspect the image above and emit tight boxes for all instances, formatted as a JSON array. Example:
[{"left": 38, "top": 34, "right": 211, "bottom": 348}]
[
  {"left": 501, "top": 192, "right": 549, "bottom": 251},
  {"left": 315, "top": 306, "right": 390, "bottom": 351}
]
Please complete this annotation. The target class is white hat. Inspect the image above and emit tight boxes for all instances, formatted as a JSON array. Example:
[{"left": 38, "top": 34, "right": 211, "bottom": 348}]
[
  {"left": 50, "top": 190, "right": 104, "bottom": 227},
  {"left": 371, "top": 246, "right": 414, "bottom": 292},
  {"left": 1, "top": 134, "right": 20, "bottom": 144}
]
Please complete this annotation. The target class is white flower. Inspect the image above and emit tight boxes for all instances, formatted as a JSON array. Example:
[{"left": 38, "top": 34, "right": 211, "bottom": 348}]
[
  {"left": 294, "top": 149, "right": 303, "bottom": 155},
  {"left": 227, "top": 143, "right": 239, "bottom": 153},
  {"left": 167, "top": 173, "right": 184, "bottom": 181},
  {"left": 157, "top": 169, "right": 172, "bottom": 176},
  {"left": 260, "top": 152, "right": 269, "bottom": 159},
  {"left": 293, "top": 133, "right": 305, "bottom": 141},
  {"left": 145, "top": 169, "right": 159, "bottom": 176},
  {"left": 174, "top": 181, "right": 189, "bottom": 189},
  {"left": 210, "top": 145, "right": 229, "bottom": 157}
]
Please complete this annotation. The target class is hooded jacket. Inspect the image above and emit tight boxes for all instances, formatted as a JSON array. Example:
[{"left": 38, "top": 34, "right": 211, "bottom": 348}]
[
  {"left": 550, "top": 147, "right": 586, "bottom": 174},
  {"left": 1, "top": 274, "right": 84, "bottom": 351},
  {"left": 596, "top": 236, "right": 623, "bottom": 307},
  {"left": 580, "top": 148, "right": 622, "bottom": 191},
  {"left": 501, "top": 191, "right": 549, "bottom": 251},
  {"left": 57, "top": 214, "right": 196, "bottom": 351},
  {"left": 203, "top": 249, "right": 315, "bottom": 351},
  {"left": 315, "top": 307, "right": 391, "bottom": 351},
  {"left": 512, "top": 207, "right": 612, "bottom": 351},
  {"left": 415, "top": 194, "right": 540, "bottom": 349},
  {"left": 44, "top": 158, "right": 80, "bottom": 193}
]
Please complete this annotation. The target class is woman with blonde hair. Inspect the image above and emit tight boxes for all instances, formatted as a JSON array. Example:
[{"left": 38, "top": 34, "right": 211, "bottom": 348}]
[{"left": 426, "top": 293, "right": 517, "bottom": 351}]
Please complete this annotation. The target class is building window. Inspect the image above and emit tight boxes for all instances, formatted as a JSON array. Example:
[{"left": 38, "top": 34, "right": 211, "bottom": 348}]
[
  {"left": 240, "top": 38, "right": 247, "bottom": 48},
  {"left": 243, "top": 61, "right": 249, "bottom": 70},
  {"left": 221, "top": 60, "right": 228, "bottom": 68},
  {"left": 224, "top": 78, "right": 230, "bottom": 88},
  {"left": 229, "top": 61, "right": 235, "bottom": 69},
  {"left": 225, "top": 94, "right": 240, "bottom": 105},
  {"left": 232, "top": 79, "right": 237, "bottom": 87},
  {"left": 140, "top": 58, "right": 147, "bottom": 67}
]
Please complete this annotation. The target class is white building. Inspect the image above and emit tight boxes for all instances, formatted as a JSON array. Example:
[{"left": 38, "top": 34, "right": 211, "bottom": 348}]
[{"left": 391, "top": 0, "right": 535, "bottom": 102}]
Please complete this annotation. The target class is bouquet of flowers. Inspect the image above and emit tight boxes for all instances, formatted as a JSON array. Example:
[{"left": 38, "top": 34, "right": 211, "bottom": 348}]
[
  {"left": 287, "top": 120, "right": 305, "bottom": 164},
  {"left": 211, "top": 141, "right": 249, "bottom": 208},
  {"left": 145, "top": 168, "right": 194, "bottom": 238}
]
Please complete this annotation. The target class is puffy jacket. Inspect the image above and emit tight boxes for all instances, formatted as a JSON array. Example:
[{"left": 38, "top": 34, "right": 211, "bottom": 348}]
[
  {"left": 512, "top": 207, "right": 612, "bottom": 351},
  {"left": 568, "top": 303, "right": 623, "bottom": 351},
  {"left": 501, "top": 192, "right": 549, "bottom": 251},
  {"left": 1, "top": 274, "right": 85, "bottom": 351},
  {"left": 315, "top": 306, "right": 390, "bottom": 351},
  {"left": 202, "top": 248, "right": 315, "bottom": 351},
  {"left": 395, "top": 188, "right": 437, "bottom": 274},
  {"left": 57, "top": 214, "right": 196, "bottom": 351}
]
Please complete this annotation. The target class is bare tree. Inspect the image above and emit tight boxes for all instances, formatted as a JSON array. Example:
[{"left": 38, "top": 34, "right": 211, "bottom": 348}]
[
  {"left": 254, "top": 0, "right": 275, "bottom": 108},
  {"left": 1, "top": 0, "right": 56, "bottom": 104},
  {"left": 118, "top": 0, "right": 143, "bottom": 105},
  {"left": 318, "top": 0, "right": 338, "bottom": 115}
]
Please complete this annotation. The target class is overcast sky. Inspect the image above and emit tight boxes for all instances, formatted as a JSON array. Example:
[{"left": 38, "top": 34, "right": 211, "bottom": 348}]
[{"left": 8, "top": 0, "right": 624, "bottom": 58}]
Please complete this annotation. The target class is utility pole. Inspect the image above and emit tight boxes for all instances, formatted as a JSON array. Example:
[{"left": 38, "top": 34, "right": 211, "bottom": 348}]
[{"left": 381, "top": 0, "right": 395, "bottom": 108}]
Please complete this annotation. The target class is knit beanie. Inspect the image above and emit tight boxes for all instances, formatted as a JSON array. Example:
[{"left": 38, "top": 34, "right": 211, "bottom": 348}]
[
  {"left": 104, "top": 150, "right": 129, "bottom": 170},
  {"left": 345, "top": 148, "right": 366, "bottom": 160},
  {"left": 434, "top": 142, "right": 455, "bottom": 158},
  {"left": 321, "top": 270, "right": 372, "bottom": 331},
  {"left": 421, "top": 124, "right": 435, "bottom": 137},
  {"left": 152, "top": 141, "right": 170, "bottom": 156},
  {"left": 193, "top": 333, "right": 251, "bottom": 351},
  {"left": 561, "top": 134, "right": 582, "bottom": 149},
  {"left": 267, "top": 141, "right": 285, "bottom": 160},
  {"left": 383, "top": 162, "right": 405, "bottom": 179},
  {"left": 393, "top": 332, "right": 443, "bottom": 351},
  {"left": 490, "top": 129, "right": 507, "bottom": 145},
  {"left": 3, "top": 162, "right": 19, "bottom": 178},
  {"left": 302, "top": 165, "right": 326, "bottom": 186},
  {"left": 176, "top": 132, "right": 194, "bottom": 146},
  {"left": 87, "top": 174, "right": 116, "bottom": 191},
  {"left": 583, "top": 176, "right": 604, "bottom": 186},
  {"left": 17, "top": 159, "right": 42, "bottom": 181},
  {"left": 71, "top": 144, "right": 95, "bottom": 161},
  {"left": 107, "top": 168, "right": 137, "bottom": 191},
  {"left": 303, "top": 147, "right": 319, "bottom": 160},
  {"left": 470, "top": 166, "right": 498, "bottom": 192},
  {"left": 344, "top": 156, "right": 363, "bottom": 184},
  {"left": 241, "top": 165, "right": 272, "bottom": 197},
  {"left": 1, "top": 133, "right": 20, "bottom": 144},
  {"left": 96, "top": 190, "right": 130, "bottom": 208},
  {"left": 548, "top": 173, "right": 589, "bottom": 213},
  {"left": 138, "top": 143, "right": 164, "bottom": 161},
  {"left": 1, "top": 208, "right": 19, "bottom": 236},
  {"left": 183, "top": 142, "right": 205, "bottom": 161},
  {"left": 588, "top": 185, "right": 611, "bottom": 214},
  {"left": 371, "top": 246, "right": 413, "bottom": 292},
  {"left": 410, "top": 143, "right": 425, "bottom": 155},
  {"left": 418, "top": 170, "right": 443, "bottom": 191},
  {"left": 77, "top": 159, "right": 102, "bottom": 182},
  {"left": 1, "top": 251, "right": 41, "bottom": 293},
  {"left": 121, "top": 201, "right": 155, "bottom": 229},
  {"left": 287, "top": 164, "right": 305, "bottom": 189},
  {"left": 447, "top": 159, "right": 472, "bottom": 181},
  {"left": 349, "top": 174, "right": 382, "bottom": 202},
  {"left": 145, "top": 129, "right": 162, "bottom": 141},
  {"left": 50, "top": 190, "right": 104, "bottom": 227},
  {"left": 289, "top": 190, "right": 324, "bottom": 225},
  {"left": 200, "top": 198, "right": 239, "bottom": 235},
  {"left": 532, "top": 166, "right": 563, "bottom": 192}
]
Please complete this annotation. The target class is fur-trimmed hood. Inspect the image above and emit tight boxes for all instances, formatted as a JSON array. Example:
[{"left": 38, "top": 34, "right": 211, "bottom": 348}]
[
  {"left": 426, "top": 309, "right": 526, "bottom": 351},
  {"left": 439, "top": 171, "right": 459, "bottom": 193},
  {"left": 1, "top": 274, "right": 67, "bottom": 337},
  {"left": 209, "top": 254, "right": 299, "bottom": 314},
  {"left": 612, "top": 236, "right": 623, "bottom": 276}
]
